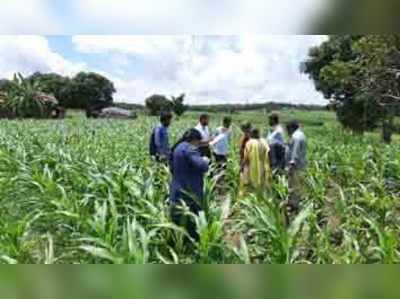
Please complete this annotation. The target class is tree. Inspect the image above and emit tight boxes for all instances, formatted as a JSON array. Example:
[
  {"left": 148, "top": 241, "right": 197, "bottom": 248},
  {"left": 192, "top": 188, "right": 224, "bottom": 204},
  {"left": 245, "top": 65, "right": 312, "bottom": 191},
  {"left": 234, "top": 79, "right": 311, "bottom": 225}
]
[
  {"left": 1, "top": 73, "right": 59, "bottom": 119},
  {"left": 0, "top": 79, "right": 12, "bottom": 92},
  {"left": 311, "top": 1, "right": 400, "bottom": 34},
  {"left": 303, "top": 35, "right": 400, "bottom": 140},
  {"left": 68, "top": 72, "right": 116, "bottom": 110},
  {"left": 303, "top": 35, "right": 385, "bottom": 133},
  {"left": 353, "top": 35, "right": 400, "bottom": 142},
  {"left": 1, "top": 72, "right": 116, "bottom": 116},
  {"left": 27, "top": 72, "right": 71, "bottom": 107},
  {"left": 145, "top": 94, "right": 172, "bottom": 116},
  {"left": 171, "top": 93, "right": 187, "bottom": 117}
]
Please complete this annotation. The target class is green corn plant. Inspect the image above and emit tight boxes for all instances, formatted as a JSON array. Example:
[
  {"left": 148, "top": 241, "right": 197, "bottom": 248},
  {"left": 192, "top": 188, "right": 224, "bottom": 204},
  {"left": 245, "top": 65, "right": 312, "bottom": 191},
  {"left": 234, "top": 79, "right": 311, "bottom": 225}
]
[{"left": 0, "top": 111, "right": 399, "bottom": 263}]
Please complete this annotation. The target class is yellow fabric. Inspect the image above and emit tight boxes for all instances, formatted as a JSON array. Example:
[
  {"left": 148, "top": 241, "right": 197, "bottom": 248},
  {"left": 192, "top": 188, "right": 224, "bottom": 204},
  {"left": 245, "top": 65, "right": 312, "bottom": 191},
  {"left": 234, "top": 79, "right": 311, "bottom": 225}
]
[{"left": 240, "top": 138, "right": 271, "bottom": 194}]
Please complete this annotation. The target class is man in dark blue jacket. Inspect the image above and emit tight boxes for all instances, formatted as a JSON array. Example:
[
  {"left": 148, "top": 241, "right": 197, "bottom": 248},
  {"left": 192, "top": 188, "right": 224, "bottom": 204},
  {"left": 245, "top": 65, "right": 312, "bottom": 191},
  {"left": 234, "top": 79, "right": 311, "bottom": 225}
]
[
  {"left": 150, "top": 111, "right": 173, "bottom": 162},
  {"left": 170, "top": 129, "right": 210, "bottom": 240}
]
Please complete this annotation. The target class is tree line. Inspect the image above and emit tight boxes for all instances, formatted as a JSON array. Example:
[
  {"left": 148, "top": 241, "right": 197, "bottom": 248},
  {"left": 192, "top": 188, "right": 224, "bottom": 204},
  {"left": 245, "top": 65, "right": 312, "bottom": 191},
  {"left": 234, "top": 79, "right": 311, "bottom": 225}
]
[
  {"left": 0, "top": 72, "right": 189, "bottom": 117},
  {"left": 187, "top": 102, "right": 326, "bottom": 113},
  {"left": 0, "top": 72, "right": 116, "bottom": 112},
  {"left": 120, "top": 100, "right": 326, "bottom": 114}
]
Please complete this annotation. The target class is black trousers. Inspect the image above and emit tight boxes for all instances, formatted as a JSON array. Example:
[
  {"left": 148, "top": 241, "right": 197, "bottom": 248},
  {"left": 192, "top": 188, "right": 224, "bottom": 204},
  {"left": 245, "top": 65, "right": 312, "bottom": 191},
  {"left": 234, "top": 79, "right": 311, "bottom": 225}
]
[
  {"left": 214, "top": 153, "right": 228, "bottom": 163},
  {"left": 199, "top": 146, "right": 212, "bottom": 158}
]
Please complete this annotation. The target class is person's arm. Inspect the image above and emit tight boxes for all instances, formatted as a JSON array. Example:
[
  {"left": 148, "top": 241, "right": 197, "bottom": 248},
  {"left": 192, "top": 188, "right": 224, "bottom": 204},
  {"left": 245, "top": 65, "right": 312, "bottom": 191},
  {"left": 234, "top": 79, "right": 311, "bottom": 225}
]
[
  {"left": 200, "top": 131, "right": 213, "bottom": 146},
  {"left": 210, "top": 131, "right": 226, "bottom": 146},
  {"left": 200, "top": 127, "right": 215, "bottom": 146},
  {"left": 188, "top": 148, "right": 209, "bottom": 173}
]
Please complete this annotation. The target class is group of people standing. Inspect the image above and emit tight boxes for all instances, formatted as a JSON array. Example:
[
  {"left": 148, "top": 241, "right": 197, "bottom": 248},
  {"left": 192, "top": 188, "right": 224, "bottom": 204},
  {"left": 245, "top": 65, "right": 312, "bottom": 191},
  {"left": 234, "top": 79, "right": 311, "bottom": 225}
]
[{"left": 150, "top": 112, "right": 308, "bottom": 239}]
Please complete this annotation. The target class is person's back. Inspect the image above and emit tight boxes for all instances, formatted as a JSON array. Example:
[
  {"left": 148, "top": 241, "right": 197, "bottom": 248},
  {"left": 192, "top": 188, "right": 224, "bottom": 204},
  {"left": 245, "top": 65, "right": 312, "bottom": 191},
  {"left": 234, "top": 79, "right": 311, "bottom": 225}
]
[
  {"left": 288, "top": 128, "right": 307, "bottom": 170},
  {"left": 246, "top": 139, "right": 270, "bottom": 188},
  {"left": 268, "top": 124, "right": 286, "bottom": 170},
  {"left": 285, "top": 121, "right": 307, "bottom": 213},
  {"left": 169, "top": 129, "right": 209, "bottom": 241},
  {"left": 267, "top": 124, "right": 285, "bottom": 145},
  {"left": 171, "top": 141, "right": 209, "bottom": 205},
  {"left": 241, "top": 129, "right": 271, "bottom": 192},
  {"left": 267, "top": 114, "right": 286, "bottom": 171},
  {"left": 150, "top": 125, "right": 169, "bottom": 159},
  {"left": 212, "top": 126, "right": 230, "bottom": 156},
  {"left": 150, "top": 111, "right": 173, "bottom": 161}
]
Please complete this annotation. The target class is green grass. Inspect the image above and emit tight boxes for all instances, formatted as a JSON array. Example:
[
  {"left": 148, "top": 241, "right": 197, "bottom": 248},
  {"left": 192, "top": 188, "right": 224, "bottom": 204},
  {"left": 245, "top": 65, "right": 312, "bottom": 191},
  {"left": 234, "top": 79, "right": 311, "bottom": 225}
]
[{"left": 0, "top": 110, "right": 399, "bottom": 264}]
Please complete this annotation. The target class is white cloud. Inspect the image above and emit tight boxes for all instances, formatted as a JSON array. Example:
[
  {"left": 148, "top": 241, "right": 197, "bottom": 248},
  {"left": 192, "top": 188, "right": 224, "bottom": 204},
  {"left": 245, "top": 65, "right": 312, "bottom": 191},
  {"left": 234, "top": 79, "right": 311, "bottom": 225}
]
[
  {"left": 73, "top": 35, "right": 327, "bottom": 105},
  {"left": 0, "top": 0, "right": 61, "bottom": 34},
  {"left": 72, "top": 35, "right": 191, "bottom": 56},
  {"left": 0, "top": 36, "right": 86, "bottom": 78},
  {"left": 0, "top": 35, "right": 327, "bottom": 105},
  {"left": 0, "top": 0, "right": 329, "bottom": 34},
  {"left": 184, "top": 35, "right": 327, "bottom": 104},
  {"left": 72, "top": 0, "right": 327, "bottom": 34}
]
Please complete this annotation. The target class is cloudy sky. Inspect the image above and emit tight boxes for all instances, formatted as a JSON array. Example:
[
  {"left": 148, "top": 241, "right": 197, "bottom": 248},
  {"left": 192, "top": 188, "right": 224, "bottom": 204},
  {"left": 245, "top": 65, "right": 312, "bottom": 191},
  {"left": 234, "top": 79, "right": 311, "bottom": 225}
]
[
  {"left": 1, "top": 0, "right": 328, "bottom": 34},
  {"left": 0, "top": 35, "right": 327, "bottom": 105},
  {"left": 0, "top": 1, "right": 330, "bottom": 105}
]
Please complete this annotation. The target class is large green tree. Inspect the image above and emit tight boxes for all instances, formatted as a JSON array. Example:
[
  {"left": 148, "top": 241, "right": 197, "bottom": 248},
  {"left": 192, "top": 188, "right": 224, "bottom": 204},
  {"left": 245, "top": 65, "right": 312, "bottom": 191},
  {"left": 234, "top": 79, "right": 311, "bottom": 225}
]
[
  {"left": 1, "top": 74, "right": 59, "bottom": 118},
  {"left": 1, "top": 72, "right": 116, "bottom": 115},
  {"left": 145, "top": 94, "right": 172, "bottom": 116},
  {"left": 27, "top": 72, "right": 71, "bottom": 107},
  {"left": 303, "top": 35, "right": 400, "bottom": 135},
  {"left": 303, "top": 34, "right": 400, "bottom": 142},
  {"left": 68, "top": 72, "right": 116, "bottom": 110},
  {"left": 354, "top": 35, "right": 400, "bottom": 142},
  {"left": 171, "top": 93, "right": 187, "bottom": 117}
]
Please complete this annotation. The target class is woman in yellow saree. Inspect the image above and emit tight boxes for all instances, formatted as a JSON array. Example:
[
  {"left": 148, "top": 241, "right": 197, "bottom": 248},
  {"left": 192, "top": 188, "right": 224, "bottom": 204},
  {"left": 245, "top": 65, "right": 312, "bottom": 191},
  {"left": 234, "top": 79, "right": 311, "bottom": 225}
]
[{"left": 240, "top": 128, "right": 272, "bottom": 195}]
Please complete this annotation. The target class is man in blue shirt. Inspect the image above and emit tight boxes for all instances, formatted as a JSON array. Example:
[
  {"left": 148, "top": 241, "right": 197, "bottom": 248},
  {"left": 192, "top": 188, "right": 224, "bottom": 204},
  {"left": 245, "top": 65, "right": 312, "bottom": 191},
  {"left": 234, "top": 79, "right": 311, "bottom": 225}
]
[
  {"left": 150, "top": 111, "right": 173, "bottom": 162},
  {"left": 170, "top": 129, "right": 210, "bottom": 240}
]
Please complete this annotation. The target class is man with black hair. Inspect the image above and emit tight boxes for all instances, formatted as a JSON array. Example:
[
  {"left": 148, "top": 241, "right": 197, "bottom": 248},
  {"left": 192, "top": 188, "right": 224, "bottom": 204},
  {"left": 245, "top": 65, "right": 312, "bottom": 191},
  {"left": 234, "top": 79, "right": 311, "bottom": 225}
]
[
  {"left": 195, "top": 114, "right": 213, "bottom": 158},
  {"left": 285, "top": 120, "right": 307, "bottom": 213},
  {"left": 149, "top": 111, "right": 173, "bottom": 162}
]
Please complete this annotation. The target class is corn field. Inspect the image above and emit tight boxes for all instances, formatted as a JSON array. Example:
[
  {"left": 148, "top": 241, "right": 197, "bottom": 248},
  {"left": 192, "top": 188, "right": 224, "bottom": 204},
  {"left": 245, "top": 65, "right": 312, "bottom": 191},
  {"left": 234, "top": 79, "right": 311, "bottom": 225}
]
[{"left": 0, "top": 112, "right": 399, "bottom": 264}]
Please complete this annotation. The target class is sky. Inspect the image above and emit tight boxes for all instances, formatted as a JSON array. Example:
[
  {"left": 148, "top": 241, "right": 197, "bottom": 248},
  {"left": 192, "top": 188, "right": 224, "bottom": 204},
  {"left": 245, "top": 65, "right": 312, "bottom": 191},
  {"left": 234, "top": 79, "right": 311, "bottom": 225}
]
[
  {"left": 0, "top": 0, "right": 328, "bottom": 34},
  {"left": 0, "top": 1, "right": 331, "bottom": 105},
  {"left": 0, "top": 35, "right": 327, "bottom": 105}
]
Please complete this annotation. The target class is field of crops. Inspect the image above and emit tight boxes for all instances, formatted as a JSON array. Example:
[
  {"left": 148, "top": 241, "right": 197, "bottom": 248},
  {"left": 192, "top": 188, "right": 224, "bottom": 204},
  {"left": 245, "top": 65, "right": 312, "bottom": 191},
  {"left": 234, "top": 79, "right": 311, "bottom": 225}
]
[{"left": 0, "top": 110, "right": 399, "bottom": 264}]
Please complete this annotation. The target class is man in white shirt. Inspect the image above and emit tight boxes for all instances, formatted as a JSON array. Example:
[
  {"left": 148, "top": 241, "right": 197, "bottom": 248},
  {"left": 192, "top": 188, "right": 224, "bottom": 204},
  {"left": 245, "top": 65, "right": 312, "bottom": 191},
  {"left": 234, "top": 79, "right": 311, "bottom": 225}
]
[
  {"left": 210, "top": 117, "right": 232, "bottom": 192},
  {"left": 195, "top": 114, "right": 213, "bottom": 158},
  {"left": 210, "top": 117, "right": 232, "bottom": 165}
]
